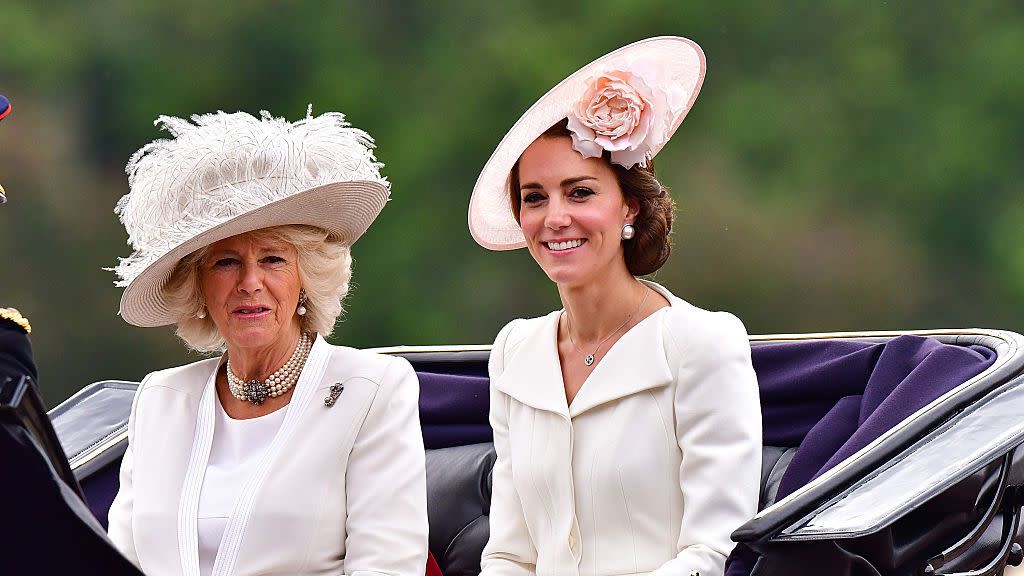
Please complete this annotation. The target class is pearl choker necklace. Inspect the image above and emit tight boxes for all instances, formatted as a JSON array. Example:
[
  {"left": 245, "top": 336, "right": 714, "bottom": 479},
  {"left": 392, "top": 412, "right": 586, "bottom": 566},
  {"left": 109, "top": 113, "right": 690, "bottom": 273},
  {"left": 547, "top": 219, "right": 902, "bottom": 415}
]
[{"left": 226, "top": 332, "right": 313, "bottom": 405}]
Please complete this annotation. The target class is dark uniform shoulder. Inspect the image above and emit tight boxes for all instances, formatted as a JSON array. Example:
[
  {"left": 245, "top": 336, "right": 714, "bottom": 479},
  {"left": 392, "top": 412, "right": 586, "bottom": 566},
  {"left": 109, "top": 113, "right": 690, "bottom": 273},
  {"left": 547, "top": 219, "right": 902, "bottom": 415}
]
[
  {"left": 0, "top": 307, "right": 31, "bottom": 334},
  {"left": 0, "top": 307, "right": 37, "bottom": 385}
]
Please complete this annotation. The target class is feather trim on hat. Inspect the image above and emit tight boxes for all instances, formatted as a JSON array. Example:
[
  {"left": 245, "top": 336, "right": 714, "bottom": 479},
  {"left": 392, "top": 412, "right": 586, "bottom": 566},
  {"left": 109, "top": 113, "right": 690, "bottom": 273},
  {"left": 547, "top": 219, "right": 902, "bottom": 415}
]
[{"left": 111, "top": 108, "right": 389, "bottom": 287}]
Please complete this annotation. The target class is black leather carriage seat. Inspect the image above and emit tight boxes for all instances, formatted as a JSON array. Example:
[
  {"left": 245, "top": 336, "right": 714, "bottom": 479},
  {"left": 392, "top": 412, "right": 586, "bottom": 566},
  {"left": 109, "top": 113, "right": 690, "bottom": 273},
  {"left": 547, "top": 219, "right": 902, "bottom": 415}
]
[
  {"left": 426, "top": 443, "right": 497, "bottom": 576},
  {"left": 758, "top": 445, "right": 797, "bottom": 511}
]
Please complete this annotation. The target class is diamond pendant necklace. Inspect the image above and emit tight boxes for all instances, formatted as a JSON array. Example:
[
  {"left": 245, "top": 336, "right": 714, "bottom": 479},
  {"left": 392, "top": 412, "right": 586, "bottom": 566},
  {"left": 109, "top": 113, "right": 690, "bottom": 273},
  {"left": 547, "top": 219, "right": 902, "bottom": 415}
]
[{"left": 566, "top": 285, "right": 651, "bottom": 366}]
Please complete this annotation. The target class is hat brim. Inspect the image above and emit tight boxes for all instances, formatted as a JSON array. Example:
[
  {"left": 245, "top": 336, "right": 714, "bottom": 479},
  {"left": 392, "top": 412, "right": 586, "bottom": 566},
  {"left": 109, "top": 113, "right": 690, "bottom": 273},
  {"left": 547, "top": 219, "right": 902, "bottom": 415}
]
[
  {"left": 119, "top": 180, "right": 389, "bottom": 327},
  {"left": 468, "top": 36, "right": 706, "bottom": 250}
]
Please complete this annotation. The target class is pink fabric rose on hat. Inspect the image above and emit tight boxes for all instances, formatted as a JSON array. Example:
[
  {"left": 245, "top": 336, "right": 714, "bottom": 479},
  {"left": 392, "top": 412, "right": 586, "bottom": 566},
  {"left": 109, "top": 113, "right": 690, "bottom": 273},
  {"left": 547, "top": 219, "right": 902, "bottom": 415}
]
[{"left": 566, "top": 70, "right": 666, "bottom": 169}]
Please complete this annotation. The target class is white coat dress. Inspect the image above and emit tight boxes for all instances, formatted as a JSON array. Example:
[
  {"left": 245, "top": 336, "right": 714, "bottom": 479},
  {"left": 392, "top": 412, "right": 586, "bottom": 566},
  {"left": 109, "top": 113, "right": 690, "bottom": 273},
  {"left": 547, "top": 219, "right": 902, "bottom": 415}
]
[
  {"left": 481, "top": 282, "right": 762, "bottom": 576},
  {"left": 108, "top": 335, "right": 429, "bottom": 576}
]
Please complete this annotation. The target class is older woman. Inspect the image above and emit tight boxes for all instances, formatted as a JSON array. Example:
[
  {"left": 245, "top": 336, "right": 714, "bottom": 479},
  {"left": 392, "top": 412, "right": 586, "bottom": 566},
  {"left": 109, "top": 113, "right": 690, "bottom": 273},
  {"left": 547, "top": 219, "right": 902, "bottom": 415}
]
[
  {"left": 107, "top": 110, "right": 428, "bottom": 575},
  {"left": 468, "top": 38, "right": 762, "bottom": 576}
]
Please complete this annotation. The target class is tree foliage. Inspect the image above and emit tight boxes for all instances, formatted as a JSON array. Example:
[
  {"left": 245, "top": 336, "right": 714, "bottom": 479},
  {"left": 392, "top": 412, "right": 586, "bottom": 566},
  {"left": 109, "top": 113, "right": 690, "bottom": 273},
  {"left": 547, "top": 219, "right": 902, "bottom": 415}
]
[{"left": 1, "top": 1, "right": 1022, "bottom": 403}]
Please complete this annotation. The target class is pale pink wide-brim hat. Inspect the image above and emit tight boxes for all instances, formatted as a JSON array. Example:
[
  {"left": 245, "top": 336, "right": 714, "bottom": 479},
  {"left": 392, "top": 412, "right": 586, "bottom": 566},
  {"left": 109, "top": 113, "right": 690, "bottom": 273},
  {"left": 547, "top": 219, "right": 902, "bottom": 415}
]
[
  {"left": 112, "top": 109, "right": 390, "bottom": 327},
  {"left": 468, "top": 36, "right": 706, "bottom": 250}
]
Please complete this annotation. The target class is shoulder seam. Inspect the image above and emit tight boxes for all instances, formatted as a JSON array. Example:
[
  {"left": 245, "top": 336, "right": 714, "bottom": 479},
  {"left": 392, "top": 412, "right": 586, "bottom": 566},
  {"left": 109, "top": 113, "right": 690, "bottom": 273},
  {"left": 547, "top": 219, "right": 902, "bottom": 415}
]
[{"left": 322, "top": 347, "right": 405, "bottom": 389}]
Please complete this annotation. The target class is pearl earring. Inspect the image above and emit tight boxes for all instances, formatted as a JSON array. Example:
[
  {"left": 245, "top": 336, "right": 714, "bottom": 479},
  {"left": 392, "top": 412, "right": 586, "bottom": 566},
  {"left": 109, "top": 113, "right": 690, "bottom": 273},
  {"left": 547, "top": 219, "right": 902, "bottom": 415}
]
[
  {"left": 196, "top": 308, "right": 206, "bottom": 319},
  {"left": 621, "top": 223, "right": 635, "bottom": 240},
  {"left": 297, "top": 289, "right": 307, "bottom": 316}
]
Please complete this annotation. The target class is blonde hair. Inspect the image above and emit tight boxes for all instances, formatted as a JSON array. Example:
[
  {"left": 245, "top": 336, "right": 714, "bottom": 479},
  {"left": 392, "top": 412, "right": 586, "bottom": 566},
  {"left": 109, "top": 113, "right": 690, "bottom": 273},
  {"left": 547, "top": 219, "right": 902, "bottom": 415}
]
[{"left": 164, "top": 225, "right": 352, "bottom": 352}]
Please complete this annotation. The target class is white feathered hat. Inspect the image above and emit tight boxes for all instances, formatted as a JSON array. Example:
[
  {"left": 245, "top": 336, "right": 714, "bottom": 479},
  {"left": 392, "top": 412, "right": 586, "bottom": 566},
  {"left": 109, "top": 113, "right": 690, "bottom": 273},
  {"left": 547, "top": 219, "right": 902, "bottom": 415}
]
[{"left": 112, "top": 108, "right": 390, "bottom": 327}]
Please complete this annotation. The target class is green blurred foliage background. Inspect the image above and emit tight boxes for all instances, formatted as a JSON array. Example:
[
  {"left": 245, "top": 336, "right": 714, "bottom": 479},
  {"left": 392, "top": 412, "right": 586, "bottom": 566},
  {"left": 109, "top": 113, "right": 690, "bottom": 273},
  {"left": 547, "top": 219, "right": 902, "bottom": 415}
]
[{"left": 1, "top": 1, "right": 1022, "bottom": 405}]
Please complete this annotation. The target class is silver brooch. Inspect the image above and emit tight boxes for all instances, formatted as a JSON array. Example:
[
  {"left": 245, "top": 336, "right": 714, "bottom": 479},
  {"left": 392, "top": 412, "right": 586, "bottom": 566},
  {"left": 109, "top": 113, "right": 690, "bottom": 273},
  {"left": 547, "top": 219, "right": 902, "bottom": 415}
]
[
  {"left": 324, "top": 383, "right": 345, "bottom": 407},
  {"left": 242, "top": 379, "right": 270, "bottom": 405}
]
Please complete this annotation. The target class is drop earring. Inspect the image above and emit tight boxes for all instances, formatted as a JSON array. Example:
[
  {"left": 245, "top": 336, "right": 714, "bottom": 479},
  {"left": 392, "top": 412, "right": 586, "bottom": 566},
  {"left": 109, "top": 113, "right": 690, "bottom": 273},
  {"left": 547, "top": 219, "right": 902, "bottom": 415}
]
[
  {"left": 621, "top": 223, "right": 635, "bottom": 240},
  {"left": 296, "top": 289, "right": 307, "bottom": 316}
]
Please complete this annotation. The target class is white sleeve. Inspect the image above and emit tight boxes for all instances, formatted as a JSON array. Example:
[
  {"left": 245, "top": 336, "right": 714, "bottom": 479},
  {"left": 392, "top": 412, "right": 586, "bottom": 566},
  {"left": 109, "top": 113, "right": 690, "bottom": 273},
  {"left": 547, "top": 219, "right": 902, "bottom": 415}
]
[
  {"left": 342, "top": 357, "right": 429, "bottom": 576},
  {"left": 480, "top": 319, "right": 537, "bottom": 576},
  {"left": 107, "top": 374, "right": 147, "bottom": 569},
  {"left": 651, "top": 312, "right": 762, "bottom": 576}
]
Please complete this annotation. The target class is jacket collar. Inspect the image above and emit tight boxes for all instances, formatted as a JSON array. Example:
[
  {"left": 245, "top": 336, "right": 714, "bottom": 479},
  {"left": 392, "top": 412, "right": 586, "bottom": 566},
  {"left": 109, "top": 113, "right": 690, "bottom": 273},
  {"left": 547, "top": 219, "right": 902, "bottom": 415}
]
[
  {"left": 494, "top": 311, "right": 569, "bottom": 416},
  {"left": 494, "top": 284, "right": 675, "bottom": 418}
]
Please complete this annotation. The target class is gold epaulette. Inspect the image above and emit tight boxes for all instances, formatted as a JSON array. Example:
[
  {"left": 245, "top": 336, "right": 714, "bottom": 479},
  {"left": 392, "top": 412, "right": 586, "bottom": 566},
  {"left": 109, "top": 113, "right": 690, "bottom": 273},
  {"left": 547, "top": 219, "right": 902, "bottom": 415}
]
[{"left": 0, "top": 307, "right": 31, "bottom": 333}]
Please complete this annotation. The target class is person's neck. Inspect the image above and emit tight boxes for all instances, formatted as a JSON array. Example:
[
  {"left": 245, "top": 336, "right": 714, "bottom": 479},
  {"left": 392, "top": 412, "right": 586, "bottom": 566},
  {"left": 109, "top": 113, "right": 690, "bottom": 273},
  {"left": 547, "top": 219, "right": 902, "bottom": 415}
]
[
  {"left": 227, "top": 327, "right": 303, "bottom": 381},
  {"left": 558, "top": 266, "right": 646, "bottom": 344}
]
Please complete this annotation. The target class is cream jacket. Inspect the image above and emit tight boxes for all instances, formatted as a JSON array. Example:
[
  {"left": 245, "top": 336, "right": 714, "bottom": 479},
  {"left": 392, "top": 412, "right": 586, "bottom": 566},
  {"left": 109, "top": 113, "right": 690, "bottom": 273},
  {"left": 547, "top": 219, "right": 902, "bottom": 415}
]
[
  {"left": 108, "top": 335, "right": 429, "bottom": 576},
  {"left": 481, "top": 283, "right": 762, "bottom": 576}
]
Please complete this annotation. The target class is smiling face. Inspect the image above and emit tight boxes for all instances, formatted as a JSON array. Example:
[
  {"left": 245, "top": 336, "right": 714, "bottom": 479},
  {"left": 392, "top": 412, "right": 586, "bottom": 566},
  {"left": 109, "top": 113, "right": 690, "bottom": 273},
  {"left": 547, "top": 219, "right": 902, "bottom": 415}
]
[
  {"left": 516, "top": 136, "right": 638, "bottom": 287},
  {"left": 199, "top": 231, "right": 303, "bottom": 354}
]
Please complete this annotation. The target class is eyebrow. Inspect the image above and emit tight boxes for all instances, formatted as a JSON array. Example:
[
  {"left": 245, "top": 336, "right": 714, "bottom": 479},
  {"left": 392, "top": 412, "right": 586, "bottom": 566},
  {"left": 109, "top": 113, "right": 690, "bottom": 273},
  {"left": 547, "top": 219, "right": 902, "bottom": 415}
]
[
  {"left": 520, "top": 175, "right": 598, "bottom": 190},
  {"left": 257, "top": 244, "right": 291, "bottom": 254},
  {"left": 206, "top": 245, "right": 290, "bottom": 259}
]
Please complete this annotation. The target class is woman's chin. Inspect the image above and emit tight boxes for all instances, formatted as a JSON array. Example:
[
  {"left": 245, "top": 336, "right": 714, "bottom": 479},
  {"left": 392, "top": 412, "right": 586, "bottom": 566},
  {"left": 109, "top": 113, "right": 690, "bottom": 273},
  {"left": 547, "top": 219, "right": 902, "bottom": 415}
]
[
  {"left": 542, "top": 266, "right": 589, "bottom": 287},
  {"left": 534, "top": 248, "right": 608, "bottom": 287}
]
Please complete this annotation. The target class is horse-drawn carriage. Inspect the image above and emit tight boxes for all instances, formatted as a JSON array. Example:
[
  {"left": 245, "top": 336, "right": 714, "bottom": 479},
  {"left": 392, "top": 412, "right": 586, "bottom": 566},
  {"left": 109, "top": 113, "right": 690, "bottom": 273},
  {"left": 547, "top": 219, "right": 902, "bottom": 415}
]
[{"left": 4, "top": 328, "right": 1024, "bottom": 575}]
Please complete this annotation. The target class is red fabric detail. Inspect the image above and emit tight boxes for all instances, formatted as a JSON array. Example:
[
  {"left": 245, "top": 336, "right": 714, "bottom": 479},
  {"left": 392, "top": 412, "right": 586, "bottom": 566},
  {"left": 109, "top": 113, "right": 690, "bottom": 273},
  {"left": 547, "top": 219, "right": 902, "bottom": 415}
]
[{"left": 425, "top": 551, "right": 444, "bottom": 576}]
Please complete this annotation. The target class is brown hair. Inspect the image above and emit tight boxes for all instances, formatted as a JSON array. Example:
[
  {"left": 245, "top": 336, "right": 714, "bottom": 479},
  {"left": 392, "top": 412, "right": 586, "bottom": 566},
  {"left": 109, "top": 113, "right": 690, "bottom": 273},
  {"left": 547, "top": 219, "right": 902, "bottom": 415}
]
[{"left": 509, "top": 120, "right": 675, "bottom": 276}]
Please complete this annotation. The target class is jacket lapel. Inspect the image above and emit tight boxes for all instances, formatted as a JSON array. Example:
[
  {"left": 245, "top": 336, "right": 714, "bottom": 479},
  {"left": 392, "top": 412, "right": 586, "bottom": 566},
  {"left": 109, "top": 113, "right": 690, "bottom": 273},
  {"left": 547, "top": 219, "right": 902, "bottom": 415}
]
[
  {"left": 493, "top": 312, "right": 571, "bottom": 417},
  {"left": 177, "top": 362, "right": 220, "bottom": 576},
  {"left": 568, "top": 308, "right": 673, "bottom": 418}
]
